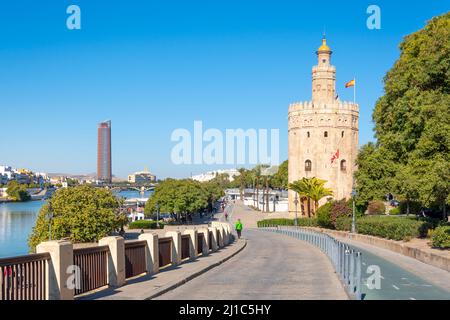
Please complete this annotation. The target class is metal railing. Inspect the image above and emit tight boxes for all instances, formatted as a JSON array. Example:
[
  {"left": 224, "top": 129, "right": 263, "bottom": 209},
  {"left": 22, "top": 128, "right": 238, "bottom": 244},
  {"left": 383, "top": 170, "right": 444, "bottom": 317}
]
[
  {"left": 158, "top": 237, "right": 172, "bottom": 268},
  {"left": 124, "top": 240, "right": 147, "bottom": 279},
  {"left": 197, "top": 233, "right": 204, "bottom": 255},
  {"left": 0, "top": 253, "right": 50, "bottom": 300},
  {"left": 259, "top": 225, "right": 363, "bottom": 300},
  {"left": 73, "top": 246, "right": 109, "bottom": 296},
  {"left": 181, "top": 235, "right": 190, "bottom": 260}
]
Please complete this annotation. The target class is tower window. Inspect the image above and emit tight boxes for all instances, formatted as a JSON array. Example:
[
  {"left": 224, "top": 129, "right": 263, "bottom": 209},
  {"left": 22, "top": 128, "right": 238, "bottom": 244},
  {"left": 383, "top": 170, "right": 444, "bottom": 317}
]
[
  {"left": 340, "top": 160, "right": 347, "bottom": 171},
  {"left": 341, "top": 131, "right": 344, "bottom": 138},
  {"left": 307, "top": 132, "right": 310, "bottom": 138},
  {"left": 324, "top": 131, "right": 328, "bottom": 138},
  {"left": 305, "top": 160, "right": 312, "bottom": 172}
]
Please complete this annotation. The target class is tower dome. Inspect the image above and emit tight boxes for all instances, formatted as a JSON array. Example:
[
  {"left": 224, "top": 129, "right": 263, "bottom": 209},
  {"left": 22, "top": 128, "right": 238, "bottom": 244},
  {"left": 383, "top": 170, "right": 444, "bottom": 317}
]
[{"left": 317, "top": 36, "right": 332, "bottom": 53}]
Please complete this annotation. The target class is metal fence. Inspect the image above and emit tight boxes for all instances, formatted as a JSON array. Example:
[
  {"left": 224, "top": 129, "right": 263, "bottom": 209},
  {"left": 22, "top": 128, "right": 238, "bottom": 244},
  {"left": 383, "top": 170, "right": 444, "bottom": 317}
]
[
  {"left": 124, "top": 240, "right": 147, "bottom": 279},
  {"left": 158, "top": 237, "right": 172, "bottom": 268},
  {"left": 0, "top": 253, "right": 50, "bottom": 300},
  {"left": 73, "top": 246, "right": 109, "bottom": 296},
  {"left": 259, "top": 225, "right": 363, "bottom": 300},
  {"left": 197, "top": 233, "right": 204, "bottom": 255},
  {"left": 181, "top": 235, "right": 190, "bottom": 260}
]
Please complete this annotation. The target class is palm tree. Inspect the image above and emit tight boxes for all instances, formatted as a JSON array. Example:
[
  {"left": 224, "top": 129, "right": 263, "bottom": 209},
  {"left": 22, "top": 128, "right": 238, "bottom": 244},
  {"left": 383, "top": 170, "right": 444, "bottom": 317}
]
[
  {"left": 289, "top": 177, "right": 333, "bottom": 218},
  {"left": 309, "top": 178, "right": 333, "bottom": 214},
  {"left": 237, "top": 168, "right": 247, "bottom": 201}
]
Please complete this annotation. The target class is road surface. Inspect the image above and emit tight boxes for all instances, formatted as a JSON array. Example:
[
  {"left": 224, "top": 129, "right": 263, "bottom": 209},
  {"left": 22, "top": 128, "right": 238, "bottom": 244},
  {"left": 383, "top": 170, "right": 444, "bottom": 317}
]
[{"left": 155, "top": 228, "right": 348, "bottom": 300}]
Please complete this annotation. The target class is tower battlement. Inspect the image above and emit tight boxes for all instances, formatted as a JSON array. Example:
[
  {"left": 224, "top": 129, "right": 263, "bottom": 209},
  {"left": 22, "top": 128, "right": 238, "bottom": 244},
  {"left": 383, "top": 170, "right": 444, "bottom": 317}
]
[{"left": 288, "top": 100, "right": 359, "bottom": 112}]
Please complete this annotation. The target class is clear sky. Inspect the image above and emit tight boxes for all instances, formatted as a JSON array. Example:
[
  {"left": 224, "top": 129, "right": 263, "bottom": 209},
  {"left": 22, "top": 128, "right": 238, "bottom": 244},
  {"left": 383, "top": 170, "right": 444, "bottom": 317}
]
[{"left": 0, "top": 1, "right": 448, "bottom": 179}]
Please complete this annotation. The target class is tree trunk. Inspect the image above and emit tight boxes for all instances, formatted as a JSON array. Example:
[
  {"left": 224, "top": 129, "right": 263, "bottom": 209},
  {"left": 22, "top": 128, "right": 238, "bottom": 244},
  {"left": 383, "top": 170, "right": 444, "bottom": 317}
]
[{"left": 307, "top": 198, "right": 311, "bottom": 218}]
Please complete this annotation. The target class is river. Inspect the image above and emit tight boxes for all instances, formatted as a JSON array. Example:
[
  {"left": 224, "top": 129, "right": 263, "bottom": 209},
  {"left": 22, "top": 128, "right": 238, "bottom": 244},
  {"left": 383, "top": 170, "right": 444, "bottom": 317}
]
[{"left": 0, "top": 190, "right": 152, "bottom": 258}]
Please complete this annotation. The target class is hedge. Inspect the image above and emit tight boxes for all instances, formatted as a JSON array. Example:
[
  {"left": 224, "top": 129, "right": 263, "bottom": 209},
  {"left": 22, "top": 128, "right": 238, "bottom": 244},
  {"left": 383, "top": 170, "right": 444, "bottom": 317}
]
[
  {"left": 257, "top": 218, "right": 318, "bottom": 228},
  {"left": 128, "top": 220, "right": 165, "bottom": 230},
  {"left": 430, "top": 226, "right": 450, "bottom": 249},
  {"left": 335, "top": 216, "right": 434, "bottom": 241}
]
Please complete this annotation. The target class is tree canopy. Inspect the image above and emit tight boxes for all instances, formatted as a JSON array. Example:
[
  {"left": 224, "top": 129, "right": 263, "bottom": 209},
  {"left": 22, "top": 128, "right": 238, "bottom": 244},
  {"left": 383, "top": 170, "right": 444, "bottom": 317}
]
[
  {"left": 6, "top": 181, "right": 31, "bottom": 202},
  {"left": 28, "top": 185, "right": 121, "bottom": 251},
  {"left": 355, "top": 12, "right": 450, "bottom": 212}
]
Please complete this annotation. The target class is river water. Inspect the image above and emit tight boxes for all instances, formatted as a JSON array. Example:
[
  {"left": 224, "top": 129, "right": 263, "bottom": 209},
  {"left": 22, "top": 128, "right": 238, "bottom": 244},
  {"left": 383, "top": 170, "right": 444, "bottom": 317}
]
[{"left": 0, "top": 190, "right": 151, "bottom": 258}]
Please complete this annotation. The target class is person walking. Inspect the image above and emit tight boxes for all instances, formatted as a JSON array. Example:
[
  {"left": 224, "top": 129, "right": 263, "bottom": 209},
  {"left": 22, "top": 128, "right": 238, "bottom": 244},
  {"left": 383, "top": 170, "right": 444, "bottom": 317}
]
[{"left": 235, "top": 219, "right": 243, "bottom": 239}]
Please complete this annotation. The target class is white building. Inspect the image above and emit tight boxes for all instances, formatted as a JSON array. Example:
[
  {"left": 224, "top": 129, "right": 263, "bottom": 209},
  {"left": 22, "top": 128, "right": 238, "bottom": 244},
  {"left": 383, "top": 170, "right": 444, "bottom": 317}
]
[
  {"left": 191, "top": 169, "right": 241, "bottom": 183},
  {"left": 128, "top": 168, "right": 156, "bottom": 184}
]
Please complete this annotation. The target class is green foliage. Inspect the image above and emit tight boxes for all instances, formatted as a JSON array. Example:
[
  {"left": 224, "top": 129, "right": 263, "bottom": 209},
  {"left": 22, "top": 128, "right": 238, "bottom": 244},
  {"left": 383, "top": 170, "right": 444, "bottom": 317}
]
[
  {"left": 6, "top": 181, "right": 31, "bottom": 202},
  {"left": 355, "top": 13, "right": 450, "bottom": 213},
  {"left": 430, "top": 226, "right": 450, "bottom": 249},
  {"left": 144, "top": 179, "right": 223, "bottom": 220},
  {"left": 389, "top": 207, "right": 401, "bottom": 215},
  {"left": 316, "top": 202, "right": 333, "bottom": 228},
  {"left": 257, "top": 218, "right": 318, "bottom": 227},
  {"left": 398, "top": 200, "right": 422, "bottom": 215},
  {"left": 28, "top": 185, "right": 120, "bottom": 251},
  {"left": 336, "top": 216, "right": 433, "bottom": 241},
  {"left": 367, "top": 200, "right": 386, "bottom": 215},
  {"left": 271, "top": 160, "right": 288, "bottom": 189},
  {"left": 330, "top": 200, "right": 352, "bottom": 226},
  {"left": 128, "top": 220, "right": 164, "bottom": 229},
  {"left": 289, "top": 177, "right": 333, "bottom": 217}
]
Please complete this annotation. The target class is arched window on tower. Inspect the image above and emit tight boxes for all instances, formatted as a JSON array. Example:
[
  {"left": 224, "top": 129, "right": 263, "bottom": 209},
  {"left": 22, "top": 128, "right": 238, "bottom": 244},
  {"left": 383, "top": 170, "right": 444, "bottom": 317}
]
[
  {"left": 307, "top": 132, "right": 310, "bottom": 138},
  {"left": 340, "top": 160, "right": 347, "bottom": 172},
  {"left": 324, "top": 131, "right": 328, "bottom": 138},
  {"left": 341, "top": 131, "right": 344, "bottom": 138},
  {"left": 305, "top": 160, "right": 312, "bottom": 172}
]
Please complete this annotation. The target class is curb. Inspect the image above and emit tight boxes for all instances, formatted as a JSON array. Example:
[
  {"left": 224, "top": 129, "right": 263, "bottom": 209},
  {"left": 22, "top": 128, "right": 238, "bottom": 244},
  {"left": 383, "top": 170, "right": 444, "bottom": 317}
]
[{"left": 145, "top": 239, "right": 248, "bottom": 300}]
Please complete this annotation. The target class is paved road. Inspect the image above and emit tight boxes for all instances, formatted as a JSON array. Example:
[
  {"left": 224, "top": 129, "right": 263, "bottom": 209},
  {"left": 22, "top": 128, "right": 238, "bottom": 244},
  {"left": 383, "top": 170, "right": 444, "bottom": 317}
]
[
  {"left": 346, "top": 242, "right": 450, "bottom": 300},
  {"left": 155, "top": 228, "right": 348, "bottom": 300}
]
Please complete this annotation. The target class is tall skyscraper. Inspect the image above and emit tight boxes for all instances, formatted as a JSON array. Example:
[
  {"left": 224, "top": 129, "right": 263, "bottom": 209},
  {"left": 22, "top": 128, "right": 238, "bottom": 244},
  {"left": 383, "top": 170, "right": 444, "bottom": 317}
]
[{"left": 97, "top": 120, "right": 112, "bottom": 183}]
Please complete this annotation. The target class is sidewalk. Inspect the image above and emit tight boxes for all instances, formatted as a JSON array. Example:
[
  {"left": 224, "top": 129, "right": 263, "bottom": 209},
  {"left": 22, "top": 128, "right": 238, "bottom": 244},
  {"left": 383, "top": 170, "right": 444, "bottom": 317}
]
[{"left": 80, "top": 238, "right": 247, "bottom": 300}]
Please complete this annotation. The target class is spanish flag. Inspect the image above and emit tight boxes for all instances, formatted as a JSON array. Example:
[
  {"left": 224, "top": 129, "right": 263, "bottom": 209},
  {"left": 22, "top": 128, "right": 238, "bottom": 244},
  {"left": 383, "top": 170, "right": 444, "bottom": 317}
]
[{"left": 345, "top": 79, "right": 355, "bottom": 88}]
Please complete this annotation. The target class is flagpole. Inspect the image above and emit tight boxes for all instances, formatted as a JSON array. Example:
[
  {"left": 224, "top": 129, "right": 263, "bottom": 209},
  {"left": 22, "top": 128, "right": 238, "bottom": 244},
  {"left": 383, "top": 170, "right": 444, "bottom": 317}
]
[{"left": 354, "top": 76, "right": 356, "bottom": 104}]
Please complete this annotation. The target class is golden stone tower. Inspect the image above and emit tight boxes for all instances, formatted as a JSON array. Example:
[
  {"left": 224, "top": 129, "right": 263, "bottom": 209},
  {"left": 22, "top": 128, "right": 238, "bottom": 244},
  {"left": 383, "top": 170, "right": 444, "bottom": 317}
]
[{"left": 288, "top": 36, "right": 359, "bottom": 217}]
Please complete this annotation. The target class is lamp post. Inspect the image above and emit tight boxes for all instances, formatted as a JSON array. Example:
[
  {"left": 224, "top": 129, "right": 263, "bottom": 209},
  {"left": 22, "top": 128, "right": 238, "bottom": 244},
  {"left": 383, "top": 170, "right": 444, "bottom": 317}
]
[
  {"left": 294, "top": 193, "right": 299, "bottom": 227},
  {"left": 47, "top": 202, "right": 54, "bottom": 241},
  {"left": 156, "top": 203, "right": 160, "bottom": 228},
  {"left": 351, "top": 188, "right": 357, "bottom": 233}
]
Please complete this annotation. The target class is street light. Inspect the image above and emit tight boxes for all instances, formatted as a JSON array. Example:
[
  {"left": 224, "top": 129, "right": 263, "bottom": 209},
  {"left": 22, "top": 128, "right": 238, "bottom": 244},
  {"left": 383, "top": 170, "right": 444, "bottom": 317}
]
[
  {"left": 47, "top": 202, "right": 54, "bottom": 241},
  {"left": 351, "top": 188, "right": 357, "bottom": 233},
  {"left": 293, "top": 193, "right": 299, "bottom": 227},
  {"left": 155, "top": 203, "right": 160, "bottom": 228}
]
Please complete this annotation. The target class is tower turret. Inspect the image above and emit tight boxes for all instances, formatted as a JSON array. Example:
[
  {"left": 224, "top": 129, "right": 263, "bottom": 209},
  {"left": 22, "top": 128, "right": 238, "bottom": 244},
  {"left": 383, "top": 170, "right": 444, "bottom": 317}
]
[{"left": 312, "top": 36, "right": 336, "bottom": 104}]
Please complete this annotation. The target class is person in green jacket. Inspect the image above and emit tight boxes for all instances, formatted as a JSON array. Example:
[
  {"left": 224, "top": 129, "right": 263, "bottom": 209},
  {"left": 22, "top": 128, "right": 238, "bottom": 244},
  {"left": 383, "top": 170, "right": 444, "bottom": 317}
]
[{"left": 235, "top": 219, "right": 243, "bottom": 239}]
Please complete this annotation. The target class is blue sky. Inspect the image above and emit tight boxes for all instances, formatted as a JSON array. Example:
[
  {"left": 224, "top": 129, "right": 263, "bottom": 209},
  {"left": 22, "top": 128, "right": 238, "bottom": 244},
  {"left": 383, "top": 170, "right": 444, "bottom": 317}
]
[{"left": 0, "top": 1, "right": 448, "bottom": 179}]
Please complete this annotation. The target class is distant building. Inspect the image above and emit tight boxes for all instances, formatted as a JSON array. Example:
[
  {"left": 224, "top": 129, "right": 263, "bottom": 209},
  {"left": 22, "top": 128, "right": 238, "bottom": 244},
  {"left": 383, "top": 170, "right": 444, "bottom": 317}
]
[
  {"left": 97, "top": 120, "right": 112, "bottom": 183},
  {"left": 128, "top": 168, "right": 156, "bottom": 184},
  {"left": 191, "top": 169, "right": 240, "bottom": 183}
]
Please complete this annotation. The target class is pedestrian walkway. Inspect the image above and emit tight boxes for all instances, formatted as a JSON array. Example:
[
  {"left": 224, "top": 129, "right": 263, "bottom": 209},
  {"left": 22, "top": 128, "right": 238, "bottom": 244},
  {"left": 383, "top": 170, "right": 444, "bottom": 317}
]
[
  {"left": 82, "top": 239, "right": 247, "bottom": 300},
  {"left": 155, "top": 203, "right": 347, "bottom": 300}
]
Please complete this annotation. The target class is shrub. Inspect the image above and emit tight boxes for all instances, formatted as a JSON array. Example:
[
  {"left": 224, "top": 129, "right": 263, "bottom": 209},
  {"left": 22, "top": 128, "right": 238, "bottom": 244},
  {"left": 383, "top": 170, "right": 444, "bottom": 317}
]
[
  {"left": 128, "top": 220, "right": 164, "bottom": 230},
  {"left": 330, "top": 200, "right": 352, "bottom": 227},
  {"left": 430, "top": 226, "right": 450, "bottom": 249},
  {"left": 336, "top": 216, "right": 434, "bottom": 241},
  {"left": 367, "top": 200, "right": 386, "bottom": 215},
  {"left": 316, "top": 202, "right": 333, "bottom": 228},
  {"left": 399, "top": 200, "right": 422, "bottom": 215},
  {"left": 389, "top": 207, "right": 400, "bottom": 215},
  {"left": 257, "top": 218, "right": 318, "bottom": 227}
]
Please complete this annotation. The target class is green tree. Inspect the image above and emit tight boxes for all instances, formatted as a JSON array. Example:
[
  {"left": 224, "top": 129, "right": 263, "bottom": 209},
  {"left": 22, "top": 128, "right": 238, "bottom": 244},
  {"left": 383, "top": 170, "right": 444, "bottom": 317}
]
[
  {"left": 356, "top": 13, "right": 450, "bottom": 217},
  {"left": 271, "top": 160, "right": 288, "bottom": 189},
  {"left": 6, "top": 181, "right": 31, "bottom": 202},
  {"left": 28, "top": 185, "right": 121, "bottom": 251}
]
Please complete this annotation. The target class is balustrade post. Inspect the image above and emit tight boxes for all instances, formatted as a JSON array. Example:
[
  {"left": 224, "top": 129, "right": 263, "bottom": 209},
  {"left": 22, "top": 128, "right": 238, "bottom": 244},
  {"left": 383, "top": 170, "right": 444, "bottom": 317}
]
[
  {"left": 36, "top": 240, "right": 74, "bottom": 300},
  {"left": 138, "top": 233, "right": 159, "bottom": 275},
  {"left": 183, "top": 229, "right": 198, "bottom": 260},
  {"left": 166, "top": 231, "right": 182, "bottom": 265},
  {"left": 197, "top": 228, "right": 210, "bottom": 256},
  {"left": 99, "top": 236, "right": 126, "bottom": 288},
  {"left": 208, "top": 227, "right": 219, "bottom": 252}
]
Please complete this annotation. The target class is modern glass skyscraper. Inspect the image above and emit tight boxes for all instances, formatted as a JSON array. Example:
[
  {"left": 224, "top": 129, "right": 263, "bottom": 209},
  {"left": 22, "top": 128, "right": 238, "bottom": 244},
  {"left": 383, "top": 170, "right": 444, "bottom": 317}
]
[{"left": 97, "top": 120, "right": 112, "bottom": 183}]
